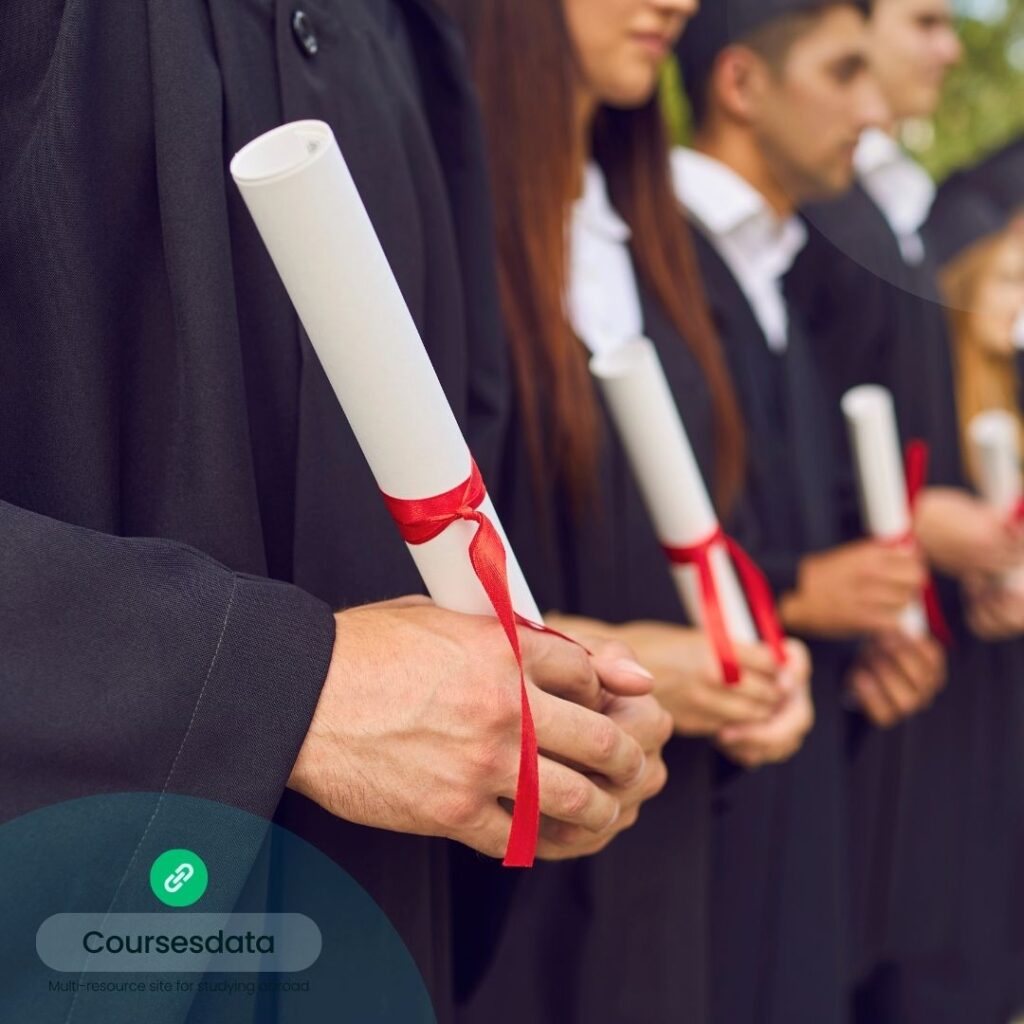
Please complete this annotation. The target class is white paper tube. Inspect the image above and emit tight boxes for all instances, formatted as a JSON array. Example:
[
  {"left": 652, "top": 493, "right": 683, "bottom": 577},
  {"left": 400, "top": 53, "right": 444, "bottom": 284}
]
[
  {"left": 231, "top": 121, "right": 540, "bottom": 620},
  {"left": 969, "top": 410, "right": 1022, "bottom": 515},
  {"left": 841, "top": 385, "right": 926, "bottom": 636},
  {"left": 591, "top": 337, "right": 758, "bottom": 641},
  {"left": 968, "top": 410, "right": 1024, "bottom": 589}
]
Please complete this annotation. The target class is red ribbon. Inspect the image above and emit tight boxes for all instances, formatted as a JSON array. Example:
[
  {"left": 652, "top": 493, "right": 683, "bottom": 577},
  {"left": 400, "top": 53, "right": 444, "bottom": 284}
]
[
  {"left": 663, "top": 527, "right": 787, "bottom": 686},
  {"left": 380, "top": 460, "right": 540, "bottom": 868},
  {"left": 900, "top": 440, "right": 954, "bottom": 647}
]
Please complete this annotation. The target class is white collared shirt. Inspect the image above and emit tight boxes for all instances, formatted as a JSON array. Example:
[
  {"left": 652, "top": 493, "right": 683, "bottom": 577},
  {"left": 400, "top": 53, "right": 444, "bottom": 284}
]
[
  {"left": 670, "top": 147, "right": 808, "bottom": 352},
  {"left": 855, "top": 127, "right": 937, "bottom": 266},
  {"left": 567, "top": 163, "right": 645, "bottom": 357}
]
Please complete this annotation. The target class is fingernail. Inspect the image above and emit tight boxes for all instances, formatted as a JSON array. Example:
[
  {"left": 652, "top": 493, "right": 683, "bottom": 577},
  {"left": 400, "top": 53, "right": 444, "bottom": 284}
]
[
  {"left": 604, "top": 804, "right": 622, "bottom": 830},
  {"left": 613, "top": 658, "right": 654, "bottom": 680}
]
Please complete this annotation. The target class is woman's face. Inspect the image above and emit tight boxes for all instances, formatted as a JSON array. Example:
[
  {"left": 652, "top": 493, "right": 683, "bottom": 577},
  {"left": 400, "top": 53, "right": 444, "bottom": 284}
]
[
  {"left": 968, "top": 229, "right": 1024, "bottom": 358},
  {"left": 563, "top": 0, "right": 698, "bottom": 109}
]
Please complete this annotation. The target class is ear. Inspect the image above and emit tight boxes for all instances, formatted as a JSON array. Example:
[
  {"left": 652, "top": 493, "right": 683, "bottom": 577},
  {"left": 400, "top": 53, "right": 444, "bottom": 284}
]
[{"left": 711, "top": 44, "right": 774, "bottom": 125}]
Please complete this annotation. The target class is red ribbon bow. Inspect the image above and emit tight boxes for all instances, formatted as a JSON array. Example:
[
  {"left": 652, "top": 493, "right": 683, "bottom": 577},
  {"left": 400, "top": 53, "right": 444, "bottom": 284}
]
[
  {"left": 662, "top": 527, "right": 787, "bottom": 685},
  {"left": 381, "top": 459, "right": 540, "bottom": 868},
  {"left": 901, "top": 440, "right": 954, "bottom": 647}
]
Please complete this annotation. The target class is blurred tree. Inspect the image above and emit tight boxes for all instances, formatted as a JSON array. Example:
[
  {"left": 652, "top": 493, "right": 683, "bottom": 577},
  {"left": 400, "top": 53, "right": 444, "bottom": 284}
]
[
  {"left": 662, "top": 0, "right": 1024, "bottom": 181},
  {"left": 917, "top": 0, "right": 1024, "bottom": 179}
]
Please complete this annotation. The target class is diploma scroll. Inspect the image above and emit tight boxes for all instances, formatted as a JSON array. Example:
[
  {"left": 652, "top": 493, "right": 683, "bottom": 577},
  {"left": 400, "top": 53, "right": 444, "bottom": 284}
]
[
  {"left": 968, "top": 410, "right": 1024, "bottom": 589},
  {"left": 231, "top": 121, "right": 542, "bottom": 865},
  {"left": 841, "top": 385, "right": 927, "bottom": 637},
  {"left": 590, "top": 338, "right": 788, "bottom": 684}
]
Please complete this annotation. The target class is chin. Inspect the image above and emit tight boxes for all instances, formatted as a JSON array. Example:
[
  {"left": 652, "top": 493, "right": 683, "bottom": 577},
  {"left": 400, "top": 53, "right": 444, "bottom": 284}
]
[{"left": 599, "top": 69, "right": 660, "bottom": 110}]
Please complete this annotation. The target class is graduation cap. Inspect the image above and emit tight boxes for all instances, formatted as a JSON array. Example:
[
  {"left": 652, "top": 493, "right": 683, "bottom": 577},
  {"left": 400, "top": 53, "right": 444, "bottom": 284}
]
[
  {"left": 924, "top": 175, "right": 1008, "bottom": 267},
  {"left": 924, "top": 135, "right": 1024, "bottom": 267},
  {"left": 676, "top": 0, "right": 870, "bottom": 107},
  {"left": 969, "top": 135, "right": 1024, "bottom": 219}
]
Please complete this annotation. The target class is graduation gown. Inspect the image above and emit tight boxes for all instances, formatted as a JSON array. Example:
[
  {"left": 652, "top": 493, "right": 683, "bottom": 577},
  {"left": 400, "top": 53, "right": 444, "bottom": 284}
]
[
  {"left": 692, "top": 231, "right": 851, "bottom": 1024},
  {"left": 790, "top": 186, "right": 1024, "bottom": 1023},
  {"left": 0, "top": 0, "right": 506, "bottom": 1019},
  {"left": 454, "top": 285, "right": 714, "bottom": 1024}
]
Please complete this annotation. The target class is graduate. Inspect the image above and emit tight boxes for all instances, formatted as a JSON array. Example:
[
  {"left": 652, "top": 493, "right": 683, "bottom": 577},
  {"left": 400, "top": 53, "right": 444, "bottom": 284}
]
[
  {"left": 0, "top": 2, "right": 674, "bottom": 1020},
  {"left": 675, "top": 2, "right": 947, "bottom": 1020},
  {"left": 787, "top": 2, "right": 1024, "bottom": 1021},
  {"left": 444, "top": 1, "right": 815, "bottom": 1021},
  {"left": 927, "top": 185, "right": 1024, "bottom": 467}
]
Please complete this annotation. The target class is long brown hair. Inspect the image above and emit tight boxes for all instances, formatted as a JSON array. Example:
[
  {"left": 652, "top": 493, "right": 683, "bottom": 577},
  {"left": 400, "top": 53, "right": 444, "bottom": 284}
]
[{"left": 446, "top": 0, "right": 745, "bottom": 513}]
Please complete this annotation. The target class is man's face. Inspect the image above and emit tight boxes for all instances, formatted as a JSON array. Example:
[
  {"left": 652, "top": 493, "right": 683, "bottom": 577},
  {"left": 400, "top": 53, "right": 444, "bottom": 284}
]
[
  {"left": 867, "top": 0, "right": 962, "bottom": 119},
  {"left": 750, "top": 7, "right": 889, "bottom": 204}
]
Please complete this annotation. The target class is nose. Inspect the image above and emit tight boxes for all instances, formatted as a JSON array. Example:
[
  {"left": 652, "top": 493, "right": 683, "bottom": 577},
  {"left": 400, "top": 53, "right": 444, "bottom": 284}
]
[
  {"left": 855, "top": 74, "right": 892, "bottom": 133},
  {"left": 937, "top": 25, "right": 963, "bottom": 68}
]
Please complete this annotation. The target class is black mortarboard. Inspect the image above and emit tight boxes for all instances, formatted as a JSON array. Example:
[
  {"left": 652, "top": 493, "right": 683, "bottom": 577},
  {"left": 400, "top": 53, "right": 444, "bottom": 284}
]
[
  {"left": 924, "top": 173, "right": 1008, "bottom": 267},
  {"left": 969, "top": 135, "right": 1024, "bottom": 218},
  {"left": 676, "top": 0, "right": 870, "bottom": 114}
]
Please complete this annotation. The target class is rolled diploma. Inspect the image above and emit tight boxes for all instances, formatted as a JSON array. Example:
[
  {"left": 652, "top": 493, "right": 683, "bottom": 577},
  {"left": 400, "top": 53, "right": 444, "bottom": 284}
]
[
  {"left": 591, "top": 337, "right": 757, "bottom": 641},
  {"left": 231, "top": 120, "right": 540, "bottom": 620},
  {"left": 968, "top": 410, "right": 1024, "bottom": 589},
  {"left": 841, "top": 385, "right": 926, "bottom": 636}
]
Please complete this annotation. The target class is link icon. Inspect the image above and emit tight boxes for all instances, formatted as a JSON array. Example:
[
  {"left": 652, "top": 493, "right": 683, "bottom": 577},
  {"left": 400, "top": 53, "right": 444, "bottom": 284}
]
[{"left": 150, "top": 850, "right": 208, "bottom": 907}]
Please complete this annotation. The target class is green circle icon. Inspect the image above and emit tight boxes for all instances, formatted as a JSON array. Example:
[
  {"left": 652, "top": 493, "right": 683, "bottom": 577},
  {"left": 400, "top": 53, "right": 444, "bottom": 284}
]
[{"left": 150, "top": 849, "right": 208, "bottom": 907}]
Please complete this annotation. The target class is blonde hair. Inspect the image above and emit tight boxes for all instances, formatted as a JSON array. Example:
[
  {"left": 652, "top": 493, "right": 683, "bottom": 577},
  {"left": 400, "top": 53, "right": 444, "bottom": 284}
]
[{"left": 942, "top": 230, "right": 1024, "bottom": 487}]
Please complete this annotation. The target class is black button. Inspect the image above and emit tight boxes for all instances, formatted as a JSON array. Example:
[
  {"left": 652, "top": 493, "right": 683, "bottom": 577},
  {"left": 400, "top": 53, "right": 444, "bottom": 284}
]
[{"left": 291, "top": 10, "right": 318, "bottom": 57}]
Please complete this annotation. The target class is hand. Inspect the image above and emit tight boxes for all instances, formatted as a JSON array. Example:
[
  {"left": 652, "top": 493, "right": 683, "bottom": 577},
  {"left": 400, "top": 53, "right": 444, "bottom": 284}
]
[
  {"left": 713, "top": 640, "right": 814, "bottom": 768},
  {"left": 779, "top": 540, "right": 926, "bottom": 638},
  {"left": 544, "top": 614, "right": 788, "bottom": 736},
  {"left": 287, "top": 597, "right": 658, "bottom": 860},
  {"left": 914, "top": 487, "right": 1024, "bottom": 578},
  {"left": 963, "top": 570, "right": 1024, "bottom": 639},
  {"left": 845, "top": 630, "right": 947, "bottom": 728},
  {"left": 537, "top": 689, "right": 673, "bottom": 859}
]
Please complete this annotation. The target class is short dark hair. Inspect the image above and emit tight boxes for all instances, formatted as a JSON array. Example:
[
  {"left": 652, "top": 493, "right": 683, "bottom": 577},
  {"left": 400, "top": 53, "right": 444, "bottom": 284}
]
[{"left": 680, "top": 1, "right": 869, "bottom": 128}]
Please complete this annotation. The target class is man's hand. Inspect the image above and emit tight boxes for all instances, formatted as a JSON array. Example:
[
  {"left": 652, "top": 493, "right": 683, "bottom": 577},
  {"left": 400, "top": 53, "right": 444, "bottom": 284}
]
[
  {"left": 714, "top": 640, "right": 815, "bottom": 768},
  {"left": 779, "top": 540, "right": 926, "bottom": 638},
  {"left": 545, "top": 614, "right": 786, "bottom": 737},
  {"left": 537, "top": 689, "right": 672, "bottom": 858},
  {"left": 287, "top": 597, "right": 661, "bottom": 861},
  {"left": 964, "top": 571, "right": 1024, "bottom": 639},
  {"left": 914, "top": 487, "right": 1024, "bottom": 578},
  {"left": 845, "top": 630, "right": 947, "bottom": 728}
]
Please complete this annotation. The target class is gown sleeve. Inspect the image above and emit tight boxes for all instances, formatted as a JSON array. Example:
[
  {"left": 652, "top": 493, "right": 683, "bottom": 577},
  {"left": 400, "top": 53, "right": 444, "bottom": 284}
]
[{"left": 0, "top": 499, "right": 334, "bottom": 825}]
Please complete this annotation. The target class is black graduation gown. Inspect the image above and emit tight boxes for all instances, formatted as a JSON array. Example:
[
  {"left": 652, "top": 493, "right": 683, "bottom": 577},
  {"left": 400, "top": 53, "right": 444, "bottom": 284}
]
[
  {"left": 692, "top": 232, "right": 851, "bottom": 1024},
  {"left": 0, "top": 0, "right": 506, "bottom": 1020},
  {"left": 790, "top": 187, "right": 1024, "bottom": 1023},
  {"left": 454, "top": 287, "right": 714, "bottom": 1024}
]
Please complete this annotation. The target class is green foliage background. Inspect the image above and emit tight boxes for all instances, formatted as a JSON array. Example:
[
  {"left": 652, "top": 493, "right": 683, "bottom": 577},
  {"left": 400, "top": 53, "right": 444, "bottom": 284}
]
[{"left": 662, "top": 0, "right": 1024, "bottom": 182}]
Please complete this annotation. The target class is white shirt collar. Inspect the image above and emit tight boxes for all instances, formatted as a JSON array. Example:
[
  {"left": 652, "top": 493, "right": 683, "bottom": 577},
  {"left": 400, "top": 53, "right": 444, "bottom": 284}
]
[
  {"left": 855, "top": 127, "right": 936, "bottom": 266},
  {"left": 670, "top": 147, "right": 807, "bottom": 352},
  {"left": 567, "top": 163, "right": 644, "bottom": 357}
]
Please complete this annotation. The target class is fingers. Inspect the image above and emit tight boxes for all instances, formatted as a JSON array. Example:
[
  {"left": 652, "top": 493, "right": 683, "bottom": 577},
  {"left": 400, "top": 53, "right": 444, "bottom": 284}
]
[
  {"left": 865, "top": 648, "right": 924, "bottom": 718},
  {"left": 458, "top": 803, "right": 514, "bottom": 860},
  {"left": 716, "top": 687, "right": 814, "bottom": 767},
  {"left": 521, "top": 626, "right": 603, "bottom": 710},
  {"left": 877, "top": 633, "right": 946, "bottom": 697},
  {"left": 533, "top": 758, "right": 621, "bottom": 833},
  {"left": 602, "top": 694, "right": 673, "bottom": 754},
  {"left": 848, "top": 666, "right": 901, "bottom": 728},
  {"left": 696, "top": 684, "right": 780, "bottom": 726},
  {"left": 530, "top": 687, "right": 646, "bottom": 786},
  {"left": 588, "top": 638, "right": 657, "bottom": 697},
  {"left": 734, "top": 641, "right": 787, "bottom": 679},
  {"left": 864, "top": 543, "right": 927, "bottom": 588}
]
